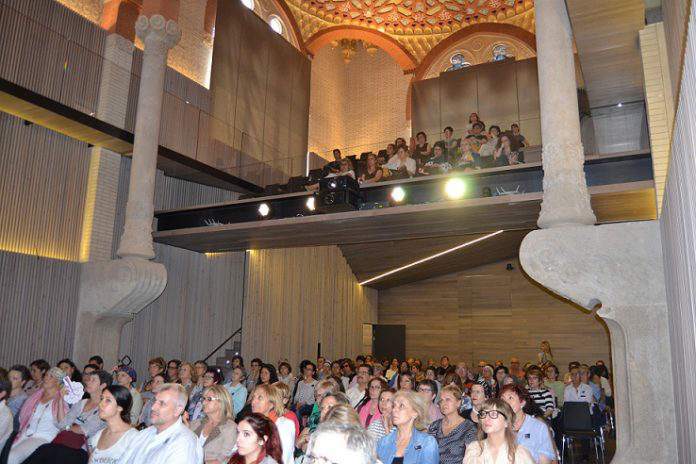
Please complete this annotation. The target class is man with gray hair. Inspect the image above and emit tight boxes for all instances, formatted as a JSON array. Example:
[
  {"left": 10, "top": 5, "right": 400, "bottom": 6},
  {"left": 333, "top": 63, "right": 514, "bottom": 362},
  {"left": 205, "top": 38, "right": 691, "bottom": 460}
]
[
  {"left": 307, "top": 421, "right": 377, "bottom": 464},
  {"left": 125, "top": 383, "right": 203, "bottom": 464}
]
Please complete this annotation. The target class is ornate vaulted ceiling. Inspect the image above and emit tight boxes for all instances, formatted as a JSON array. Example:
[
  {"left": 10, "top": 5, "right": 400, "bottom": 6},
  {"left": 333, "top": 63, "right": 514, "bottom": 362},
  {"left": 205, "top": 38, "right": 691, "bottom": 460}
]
[{"left": 285, "top": 0, "right": 535, "bottom": 61}]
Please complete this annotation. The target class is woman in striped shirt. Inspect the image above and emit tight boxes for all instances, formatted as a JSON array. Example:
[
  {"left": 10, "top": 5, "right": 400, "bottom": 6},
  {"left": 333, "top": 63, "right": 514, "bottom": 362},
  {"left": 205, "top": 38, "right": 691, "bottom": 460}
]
[{"left": 525, "top": 369, "right": 556, "bottom": 419}]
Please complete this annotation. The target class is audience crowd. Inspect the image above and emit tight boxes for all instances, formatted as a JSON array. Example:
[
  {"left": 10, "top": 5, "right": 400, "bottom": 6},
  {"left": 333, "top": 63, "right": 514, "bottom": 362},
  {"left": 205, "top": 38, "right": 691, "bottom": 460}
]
[
  {"left": 0, "top": 341, "right": 613, "bottom": 464},
  {"left": 312, "top": 114, "right": 528, "bottom": 189}
]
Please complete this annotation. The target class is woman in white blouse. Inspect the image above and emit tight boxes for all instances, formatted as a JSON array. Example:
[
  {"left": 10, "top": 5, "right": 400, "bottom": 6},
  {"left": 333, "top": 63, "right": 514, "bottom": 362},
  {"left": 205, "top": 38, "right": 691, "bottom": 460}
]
[
  {"left": 89, "top": 385, "right": 138, "bottom": 463},
  {"left": 463, "top": 398, "right": 534, "bottom": 464}
]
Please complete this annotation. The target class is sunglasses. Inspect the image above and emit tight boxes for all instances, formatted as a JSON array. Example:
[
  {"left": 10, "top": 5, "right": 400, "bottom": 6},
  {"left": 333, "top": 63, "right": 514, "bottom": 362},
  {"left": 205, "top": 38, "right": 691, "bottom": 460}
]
[{"left": 202, "top": 396, "right": 219, "bottom": 402}]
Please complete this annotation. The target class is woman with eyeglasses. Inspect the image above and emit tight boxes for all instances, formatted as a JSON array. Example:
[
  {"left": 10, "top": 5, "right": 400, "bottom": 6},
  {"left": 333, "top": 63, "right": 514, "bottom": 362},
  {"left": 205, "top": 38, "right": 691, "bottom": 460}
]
[
  {"left": 463, "top": 398, "right": 535, "bottom": 464},
  {"left": 416, "top": 380, "right": 442, "bottom": 422},
  {"left": 189, "top": 367, "right": 224, "bottom": 423},
  {"left": 188, "top": 384, "right": 237, "bottom": 463},
  {"left": 229, "top": 413, "right": 283, "bottom": 464},
  {"left": 468, "top": 383, "right": 488, "bottom": 424},
  {"left": 376, "top": 390, "right": 438, "bottom": 464},
  {"left": 356, "top": 378, "right": 387, "bottom": 427},
  {"left": 428, "top": 385, "right": 477, "bottom": 464},
  {"left": 499, "top": 384, "right": 557, "bottom": 464}
]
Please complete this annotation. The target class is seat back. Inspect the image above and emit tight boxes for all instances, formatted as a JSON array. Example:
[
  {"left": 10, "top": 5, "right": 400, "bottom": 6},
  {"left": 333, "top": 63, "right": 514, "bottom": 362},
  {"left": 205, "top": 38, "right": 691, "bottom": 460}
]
[{"left": 562, "top": 401, "right": 594, "bottom": 432}]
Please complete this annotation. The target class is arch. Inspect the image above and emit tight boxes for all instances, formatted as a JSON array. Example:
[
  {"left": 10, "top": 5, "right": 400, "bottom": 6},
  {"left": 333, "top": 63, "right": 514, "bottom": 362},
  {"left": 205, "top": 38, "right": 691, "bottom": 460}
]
[
  {"left": 414, "top": 23, "right": 536, "bottom": 80},
  {"left": 265, "top": 0, "right": 307, "bottom": 54},
  {"left": 305, "top": 26, "right": 418, "bottom": 72}
]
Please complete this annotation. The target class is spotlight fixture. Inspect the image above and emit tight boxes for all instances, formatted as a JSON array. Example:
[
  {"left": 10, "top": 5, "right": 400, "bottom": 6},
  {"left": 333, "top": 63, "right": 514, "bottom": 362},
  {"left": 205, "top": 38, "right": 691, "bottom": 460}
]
[
  {"left": 390, "top": 186, "right": 406, "bottom": 203},
  {"left": 617, "top": 102, "right": 623, "bottom": 108},
  {"left": 444, "top": 178, "right": 466, "bottom": 200},
  {"left": 258, "top": 203, "right": 270, "bottom": 217},
  {"left": 306, "top": 196, "right": 316, "bottom": 212}
]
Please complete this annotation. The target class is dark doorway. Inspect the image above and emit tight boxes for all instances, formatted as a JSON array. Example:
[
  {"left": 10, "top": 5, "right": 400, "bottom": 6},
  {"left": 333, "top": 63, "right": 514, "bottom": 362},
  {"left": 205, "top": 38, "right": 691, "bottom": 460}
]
[{"left": 372, "top": 324, "right": 406, "bottom": 360}]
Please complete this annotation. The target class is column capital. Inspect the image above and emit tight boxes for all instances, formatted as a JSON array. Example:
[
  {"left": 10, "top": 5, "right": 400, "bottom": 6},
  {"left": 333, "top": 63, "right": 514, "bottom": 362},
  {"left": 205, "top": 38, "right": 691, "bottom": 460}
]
[{"left": 135, "top": 14, "right": 181, "bottom": 52}]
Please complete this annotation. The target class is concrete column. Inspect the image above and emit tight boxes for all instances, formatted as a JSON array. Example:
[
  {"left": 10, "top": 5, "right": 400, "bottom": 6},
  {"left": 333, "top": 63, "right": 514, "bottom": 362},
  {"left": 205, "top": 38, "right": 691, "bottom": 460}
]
[
  {"left": 117, "top": 15, "right": 181, "bottom": 259},
  {"left": 535, "top": 0, "right": 596, "bottom": 228}
]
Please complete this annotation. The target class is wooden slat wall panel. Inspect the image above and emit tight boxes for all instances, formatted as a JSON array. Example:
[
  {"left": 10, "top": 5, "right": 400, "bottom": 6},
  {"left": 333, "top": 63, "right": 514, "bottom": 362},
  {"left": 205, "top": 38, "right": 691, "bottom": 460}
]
[
  {"left": 662, "top": 0, "right": 691, "bottom": 104},
  {"left": 660, "top": 6, "right": 696, "bottom": 462},
  {"left": 0, "top": 112, "right": 90, "bottom": 260},
  {"left": 379, "top": 259, "right": 612, "bottom": 370},
  {"left": 0, "top": 251, "right": 81, "bottom": 368},
  {"left": 242, "top": 246, "right": 378, "bottom": 369}
]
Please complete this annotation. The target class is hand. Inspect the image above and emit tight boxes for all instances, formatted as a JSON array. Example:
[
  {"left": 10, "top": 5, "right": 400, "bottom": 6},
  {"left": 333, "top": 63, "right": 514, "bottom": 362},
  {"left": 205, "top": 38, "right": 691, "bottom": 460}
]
[{"left": 70, "top": 424, "right": 84, "bottom": 434}]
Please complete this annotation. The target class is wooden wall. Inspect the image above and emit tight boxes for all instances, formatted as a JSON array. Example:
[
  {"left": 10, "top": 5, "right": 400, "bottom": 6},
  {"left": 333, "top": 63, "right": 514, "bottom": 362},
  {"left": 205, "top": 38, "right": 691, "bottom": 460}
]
[
  {"left": 662, "top": 0, "right": 691, "bottom": 105},
  {"left": 661, "top": 4, "right": 696, "bottom": 461},
  {"left": 411, "top": 58, "right": 541, "bottom": 146},
  {"left": 242, "top": 246, "right": 378, "bottom": 369},
  {"left": 209, "top": 0, "right": 311, "bottom": 186},
  {"left": 378, "top": 259, "right": 612, "bottom": 370}
]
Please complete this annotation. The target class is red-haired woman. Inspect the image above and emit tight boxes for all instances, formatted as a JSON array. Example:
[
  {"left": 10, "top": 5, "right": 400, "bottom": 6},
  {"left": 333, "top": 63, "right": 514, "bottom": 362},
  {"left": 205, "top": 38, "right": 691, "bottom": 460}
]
[{"left": 229, "top": 413, "right": 283, "bottom": 464}]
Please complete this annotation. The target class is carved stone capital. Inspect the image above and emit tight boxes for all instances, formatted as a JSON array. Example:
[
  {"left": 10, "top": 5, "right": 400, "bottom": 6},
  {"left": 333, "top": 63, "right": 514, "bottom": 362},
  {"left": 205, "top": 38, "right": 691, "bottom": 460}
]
[{"left": 135, "top": 14, "right": 181, "bottom": 53}]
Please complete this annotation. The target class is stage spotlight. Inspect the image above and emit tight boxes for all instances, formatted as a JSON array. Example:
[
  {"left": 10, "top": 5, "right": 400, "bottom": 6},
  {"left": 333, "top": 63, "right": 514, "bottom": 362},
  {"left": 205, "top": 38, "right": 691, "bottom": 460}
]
[
  {"left": 390, "top": 186, "right": 406, "bottom": 203},
  {"left": 444, "top": 178, "right": 466, "bottom": 200},
  {"left": 306, "top": 196, "right": 316, "bottom": 212},
  {"left": 258, "top": 203, "right": 270, "bottom": 217}
]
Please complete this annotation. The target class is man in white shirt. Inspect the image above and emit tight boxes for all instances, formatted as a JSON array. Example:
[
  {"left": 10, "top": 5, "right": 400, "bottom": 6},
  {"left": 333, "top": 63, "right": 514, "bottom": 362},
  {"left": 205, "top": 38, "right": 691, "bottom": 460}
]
[
  {"left": 0, "top": 380, "right": 13, "bottom": 451},
  {"left": 126, "top": 383, "right": 203, "bottom": 464},
  {"left": 346, "top": 364, "right": 372, "bottom": 408},
  {"left": 563, "top": 368, "right": 594, "bottom": 408}
]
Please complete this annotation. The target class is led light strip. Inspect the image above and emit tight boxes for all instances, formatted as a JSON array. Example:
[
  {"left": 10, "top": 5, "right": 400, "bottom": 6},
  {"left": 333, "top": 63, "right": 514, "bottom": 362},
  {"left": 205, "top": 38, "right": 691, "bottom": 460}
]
[{"left": 358, "top": 230, "right": 505, "bottom": 286}]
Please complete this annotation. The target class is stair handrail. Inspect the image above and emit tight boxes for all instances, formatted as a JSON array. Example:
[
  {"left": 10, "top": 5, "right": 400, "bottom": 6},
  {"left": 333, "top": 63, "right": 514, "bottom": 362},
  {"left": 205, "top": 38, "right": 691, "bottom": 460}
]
[{"left": 203, "top": 327, "right": 242, "bottom": 364}]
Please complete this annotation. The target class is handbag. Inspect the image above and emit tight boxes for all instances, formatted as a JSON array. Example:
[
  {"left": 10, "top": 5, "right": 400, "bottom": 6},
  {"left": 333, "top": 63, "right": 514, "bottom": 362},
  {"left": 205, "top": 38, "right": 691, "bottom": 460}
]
[{"left": 51, "top": 430, "right": 87, "bottom": 449}]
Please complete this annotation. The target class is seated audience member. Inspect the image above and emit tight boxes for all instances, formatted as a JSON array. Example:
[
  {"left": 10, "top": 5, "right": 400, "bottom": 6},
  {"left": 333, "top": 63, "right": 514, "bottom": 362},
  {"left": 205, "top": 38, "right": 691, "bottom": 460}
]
[
  {"left": 478, "top": 365, "right": 495, "bottom": 393},
  {"left": 398, "top": 372, "right": 416, "bottom": 392},
  {"left": 384, "top": 146, "right": 417, "bottom": 178},
  {"left": 126, "top": 384, "right": 203, "bottom": 464},
  {"left": 437, "top": 126, "right": 460, "bottom": 160},
  {"left": 193, "top": 360, "right": 209, "bottom": 392},
  {"left": 189, "top": 384, "right": 238, "bottom": 463},
  {"left": 563, "top": 368, "right": 593, "bottom": 408},
  {"left": 59, "top": 369, "right": 112, "bottom": 440},
  {"left": 0, "top": 380, "right": 12, "bottom": 451},
  {"left": 323, "top": 403, "right": 361, "bottom": 426},
  {"left": 478, "top": 125, "right": 501, "bottom": 165},
  {"left": 306, "top": 159, "right": 356, "bottom": 191},
  {"left": 178, "top": 362, "right": 196, "bottom": 396},
  {"left": 229, "top": 413, "right": 283, "bottom": 464},
  {"left": 493, "top": 366, "right": 510, "bottom": 397},
  {"left": 419, "top": 142, "right": 450, "bottom": 175},
  {"left": 251, "top": 384, "right": 295, "bottom": 464},
  {"left": 468, "top": 122, "right": 488, "bottom": 146},
  {"left": 543, "top": 364, "right": 564, "bottom": 409},
  {"left": 411, "top": 131, "right": 430, "bottom": 168},
  {"left": 57, "top": 359, "right": 82, "bottom": 383},
  {"left": 346, "top": 365, "right": 371, "bottom": 408},
  {"left": 424, "top": 367, "right": 442, "bottom": 400},
  {"left": 508, "top": 358, "right": 526, "bottom": 385},
  {"left": 385, "top": 359, "right": 399, "bottom": 384},
  {"left": 88, "top": 385, "right": 138, "bottom": 463},
  {"left": 526, "top": 369, "right": 556, "bottom": 420},
  {"left": 166, "top": 359, "right": 181, "bottom": 384},
  {"left": 7, "top": 365, "right": 30, "bottom": 427},
  {"left": 258, "top": 364, "right": 279, "bottom": 387},
  {"left": 307, "top": 421, "right": 377, "bottom": 464},
  {"left": 428, "top": 385, "right": 477, "bottom": 464},
  {"left": 8, "top": 367, "right": 68, "bottom": 464},
  {"left": 82, "top": 364, "right": 99, "bottom": 379},
  {"left": 297, "top": 392, "right": 350, "bottom": 452},
  {"left": 25, "top": 359, "right": 50, "bottom": 394},
  {"left": 323, "top": 149, "right": 343, "bottom": 175},
  {"left": 494, "top": 134, "right": 522, "bottom": 166},
  {"left": 510, "top": 123, "right": 527, "bottom": 151},
  {"left": 395, "top": 137, "right": 408, "bottom": 150},
  {"left": 436, "top": 356, "right": 453, "bottom": 378},
  {"left": 463, "top": 398, "right": 535, "bottom": 464},
  {"left": 453, "top": 138, "right": 481, "bottom": 171},
  {"left": 376, "top": 390, "right": 438, "bottom": 464},
  {"left": 189, "top": 367, "right": 224, "bottom": 423},
  {"left": 358, "top": 153, "right": 383, "bottom": 184},
  {"left": 115, "top": 365, "right": 142, "bottom": 426},
  {"left": 367, "top": 388, "right": 396, "bottom": 441},
  {"left": 499, "top": 384, "right": 557, "bottom": 464},
  {"left": 273, "top": 382, "right": 300, "bottom": 437},
  {"left": 277, "top": 362, "right": 295, "bottom": 390},
  {"left": 140, "top": 373, "right": 167, "bottom": 427},
  {"left": 305, "top": 378, "right": 341, "bottom": 434},
  {"left": 224, "top": 366, "right": 248, "bottom": 417},
  {"left": 466, "top": 113, "right": 484, "bottom": 135},
  {"left": 294, "top": 361, "right": 318, "bottom": 423},
  {"left": 357, "top": 377, "right": 386, "bottom": 427},
  {"left": 468, "top": 383, "right": 488, "bottom": 424},
  {"left": 417, "top": 380, "right": 442, "bottom": 422},
  {"left": 247, "top": 359, "right": 263, "bottom": 392},
  {"left": 88, "top": 356, "right": 105, "bottom": 371},
  {"left": 142, "top": 358, "right": 166, "bottom": 392}
]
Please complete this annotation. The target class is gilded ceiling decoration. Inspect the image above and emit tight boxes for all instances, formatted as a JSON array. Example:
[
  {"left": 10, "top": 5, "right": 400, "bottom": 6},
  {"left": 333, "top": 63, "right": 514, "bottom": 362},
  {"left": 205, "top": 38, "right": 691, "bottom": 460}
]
[{"left": 286, "top": 0, "right": 535, "bottom": 61}]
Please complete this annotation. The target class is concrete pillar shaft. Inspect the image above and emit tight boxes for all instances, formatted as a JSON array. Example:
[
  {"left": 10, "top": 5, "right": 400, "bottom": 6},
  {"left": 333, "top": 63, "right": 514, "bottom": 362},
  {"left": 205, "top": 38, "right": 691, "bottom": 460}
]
[
  {"left": 535, "top": 0, "right": 596, "bottom": 228},
  {"left": 117, "top": 15, "right": 181, "bottom": 259}
]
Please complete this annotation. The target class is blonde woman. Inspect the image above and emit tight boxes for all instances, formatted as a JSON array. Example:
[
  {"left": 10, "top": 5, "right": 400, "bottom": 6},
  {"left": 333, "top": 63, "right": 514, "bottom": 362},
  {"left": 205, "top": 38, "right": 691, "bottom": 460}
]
[
  {"left": 537, "top": 341, "right": 555, "bottom": 367},
  {"left": 463, "top": 399, "right": 534, "bottom": 464},
  {"left": 189, "top": 384, "right": 237, "bottom": 463},
  {"left": 250, "top": 384, "right": 295, "bottom": 464},
  {"left": 179, "top": 362, "right": 198, "bottom": 396},
  {"left": 376, "top": 390, "right": 438, "bottom": 464},
  {"left": 323, "top": 403, "right": 361, "bottom": 426}
]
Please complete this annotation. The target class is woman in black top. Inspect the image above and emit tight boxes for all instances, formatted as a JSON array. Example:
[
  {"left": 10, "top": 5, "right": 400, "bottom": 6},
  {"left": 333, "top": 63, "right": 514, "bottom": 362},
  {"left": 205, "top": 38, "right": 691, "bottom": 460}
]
[{"left": 358, "top": 153, "right": 383, "bottom": 184}]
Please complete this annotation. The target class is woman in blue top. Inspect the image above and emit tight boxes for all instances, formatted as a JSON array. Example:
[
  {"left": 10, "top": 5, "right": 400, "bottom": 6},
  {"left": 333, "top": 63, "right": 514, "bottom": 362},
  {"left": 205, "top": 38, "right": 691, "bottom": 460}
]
[{"left": 377, "top": 390, "right": 439, "bottom": 464}]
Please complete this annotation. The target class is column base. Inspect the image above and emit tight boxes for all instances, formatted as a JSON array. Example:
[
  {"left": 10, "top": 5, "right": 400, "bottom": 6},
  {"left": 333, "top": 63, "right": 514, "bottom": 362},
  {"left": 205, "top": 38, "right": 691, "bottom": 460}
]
[
  {"left": 73, "top": 256, "right": 167, "bottom": 367},
  {"left": 519, "top": 221, "right": 677, "bottom": 464}
]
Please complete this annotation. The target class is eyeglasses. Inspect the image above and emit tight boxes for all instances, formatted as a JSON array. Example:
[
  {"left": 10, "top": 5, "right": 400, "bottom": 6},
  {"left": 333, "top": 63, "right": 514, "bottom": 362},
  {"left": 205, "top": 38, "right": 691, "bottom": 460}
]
[
  {"left": 202, "top": 396, "right": 219, "bottom": 402},
  {"left": 203, "top": 374, "right": 215, "bottom": 380},
  {"left": 305, "top": 454, "right": 340, "bottom": 464},
  {"left": 417, "top": 388, "right": 433, "bottom": 393},
  {"left": 478, "top": 410, "right": 507, "bottom": 420}
]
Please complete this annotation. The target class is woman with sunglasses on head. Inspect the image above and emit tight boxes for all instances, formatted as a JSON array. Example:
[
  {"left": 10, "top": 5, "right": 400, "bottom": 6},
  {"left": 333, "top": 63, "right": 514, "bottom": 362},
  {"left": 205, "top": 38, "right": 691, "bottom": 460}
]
[
  {"left": 463, "top": 398, "right": 534, "bottom": 464},
  {"left": 229, "top": 413, "right": 283, "bottom": 464},
  {"left": 189, "top": 385, "right": 237, "bottom": 464}
]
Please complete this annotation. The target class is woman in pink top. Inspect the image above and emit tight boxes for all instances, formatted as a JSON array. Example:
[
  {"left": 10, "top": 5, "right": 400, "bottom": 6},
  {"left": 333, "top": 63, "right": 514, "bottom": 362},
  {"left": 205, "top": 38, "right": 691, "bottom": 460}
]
[{"left": 357, "top": 378, "right": 387, "bottom": 427}]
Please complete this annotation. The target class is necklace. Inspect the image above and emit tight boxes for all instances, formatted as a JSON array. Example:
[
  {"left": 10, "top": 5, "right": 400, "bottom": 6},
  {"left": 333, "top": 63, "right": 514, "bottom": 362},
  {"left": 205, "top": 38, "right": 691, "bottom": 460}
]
[{"left": 25, "top": 401, "right": 51, "bottom": 437}]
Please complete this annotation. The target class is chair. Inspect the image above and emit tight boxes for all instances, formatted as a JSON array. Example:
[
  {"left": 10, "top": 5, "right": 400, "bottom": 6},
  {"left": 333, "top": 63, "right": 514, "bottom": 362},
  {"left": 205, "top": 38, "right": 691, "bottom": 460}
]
[{"left": 561, "top": 402, "right": 605, "bottom": 464}]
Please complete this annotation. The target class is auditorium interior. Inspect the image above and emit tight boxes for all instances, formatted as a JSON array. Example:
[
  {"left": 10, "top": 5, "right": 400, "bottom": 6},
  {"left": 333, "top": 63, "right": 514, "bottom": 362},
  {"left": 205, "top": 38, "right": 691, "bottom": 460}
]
[{"left": 0, "top": 0, "right": 695, "bottom": 462}]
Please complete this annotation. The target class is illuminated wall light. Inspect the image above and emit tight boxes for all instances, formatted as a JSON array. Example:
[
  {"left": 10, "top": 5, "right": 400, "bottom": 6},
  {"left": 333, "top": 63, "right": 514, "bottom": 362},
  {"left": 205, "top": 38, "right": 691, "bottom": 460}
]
[
  {"left": 306, "top": 196, "right": 316, "bottom": 212},
  {"left": 390, "top": 186, "right": 406, "bottom": 203},
  {"left": 444, "top": 178, "right": 466, "bottom": 200},
  {"left": 359, "top": 230, "right": 505, "bottom": 286},
  {"left": 258, "top": 203, "right": 271, "bottom": 217}
]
